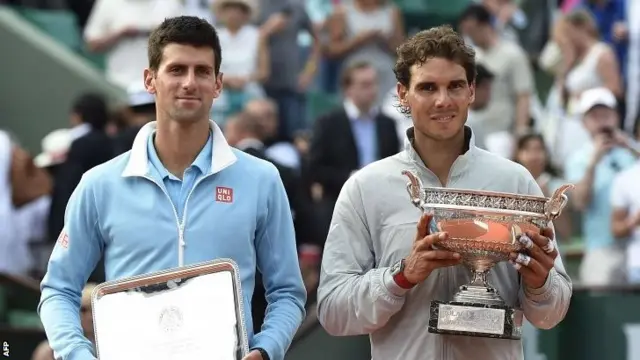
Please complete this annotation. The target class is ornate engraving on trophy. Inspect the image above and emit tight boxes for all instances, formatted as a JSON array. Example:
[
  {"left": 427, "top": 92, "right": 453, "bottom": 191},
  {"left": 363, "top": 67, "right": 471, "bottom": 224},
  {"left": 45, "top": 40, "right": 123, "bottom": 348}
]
[{"left": 437, "top": 305, "right": 505, "bottom": 335}]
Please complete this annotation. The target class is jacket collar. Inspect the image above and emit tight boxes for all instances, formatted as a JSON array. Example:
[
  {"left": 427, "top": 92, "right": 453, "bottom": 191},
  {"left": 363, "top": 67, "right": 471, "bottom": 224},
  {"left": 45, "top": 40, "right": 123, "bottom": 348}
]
[
  {"left": 122, "top": 120, "right": 237, "bottom": 177},
  {"left": 403, "top": 126, "right": 478, "bottom": 180}
]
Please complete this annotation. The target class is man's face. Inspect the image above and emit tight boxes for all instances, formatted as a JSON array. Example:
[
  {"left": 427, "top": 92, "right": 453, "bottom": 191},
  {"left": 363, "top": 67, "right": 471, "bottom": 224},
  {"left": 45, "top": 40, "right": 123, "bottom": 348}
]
[
  {"left": 144, "top": 44, "right": 222, "bottom": 124},
  {"left": 583, "top": 106, "right": 619, "bottom": 135},
  {"left": 397, "top": 58, "right": 474, "bottom": 141},
  {"left": 345, "top": 66, "right": 379, "bottom": 109}
]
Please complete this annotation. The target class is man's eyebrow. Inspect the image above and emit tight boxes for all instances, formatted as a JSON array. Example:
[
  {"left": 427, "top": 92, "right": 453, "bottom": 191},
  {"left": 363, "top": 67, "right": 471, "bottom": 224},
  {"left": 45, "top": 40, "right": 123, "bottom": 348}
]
[{"left": 414, "top": 79, "right": 468, "bottom": 87}]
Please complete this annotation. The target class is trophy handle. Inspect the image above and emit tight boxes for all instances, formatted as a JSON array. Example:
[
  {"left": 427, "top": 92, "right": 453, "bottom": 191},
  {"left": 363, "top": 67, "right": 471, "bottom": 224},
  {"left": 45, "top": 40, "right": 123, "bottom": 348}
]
[
  {"left": 544, "top": 183, "right": 574, "bottom": 220},
  {"left": 402, "top": 170, "right": 425, "bottom": 210}
]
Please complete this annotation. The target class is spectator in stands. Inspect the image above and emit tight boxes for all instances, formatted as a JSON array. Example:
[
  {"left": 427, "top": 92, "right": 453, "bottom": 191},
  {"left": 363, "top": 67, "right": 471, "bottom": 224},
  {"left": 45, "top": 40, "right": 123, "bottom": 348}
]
[
  {"left": 464, "top": 62, "right": 495, "bottom": 150},
  {"left": 309, "top": 61, "right": 399, "bottom": 243},
  {"left": 459, "top": 3, "right": 534, "bottom": 136},
  {"left": 31, "top": 283, "right": 97, "bottom": 360},
  {"left": 83, "top": 0, "right": 183, "bottom": 89},
  {"left": 553, "top": 9, "right": 623, "bottom": 163},
  {"left": 257, "top": 0, "right": 320, "bottom": 142},
  {"left": 244, "top": 98, "right": 301, "bottom": 170},
  {"left": 513, "top": 133, "right": 573, "bottom": 242},
  {"left": 0, "top": 131, "right": 52, "bottom": 276},
  {"left": 584, "top": 0, "right": 628, "bottom": 78},
  {"left": 565, "top": 87, "right": 639, "bottom": 285},
  {"left": 325, "top": 0, "right": 405, "bottom": 102},
  {"left": 112, "top": 83, "right": 156, "bottom": 156},
  {"left": 212, "top": 0, "right": 269, "bottom": 124}
]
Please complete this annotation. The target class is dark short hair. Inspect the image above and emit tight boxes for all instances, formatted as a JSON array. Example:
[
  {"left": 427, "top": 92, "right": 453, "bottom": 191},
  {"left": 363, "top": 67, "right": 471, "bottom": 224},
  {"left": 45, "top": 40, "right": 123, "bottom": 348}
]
[
  {"left": 72, "top": 93, "right": 108, "bottom": 131},
  {"left": 340, "top": 61, "right": 376, "bottom": 89},
  {"left": 458, "top": 4, "right": 493, "bottom": 26},
  {"left": 147, "top": 16, "right": 222, "bottom": 74},
  {"left": 394, "top": 25, "right": 476, "bottom": 88},
  {"left": 475, "top": 63, "right": 494, "bottom": 85}
]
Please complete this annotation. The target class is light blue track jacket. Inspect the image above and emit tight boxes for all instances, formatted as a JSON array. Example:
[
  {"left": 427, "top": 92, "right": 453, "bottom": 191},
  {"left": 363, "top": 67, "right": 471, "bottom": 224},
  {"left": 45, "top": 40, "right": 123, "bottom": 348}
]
[{"left": 38, "top": 120, "right": 306, "bottom": 360}]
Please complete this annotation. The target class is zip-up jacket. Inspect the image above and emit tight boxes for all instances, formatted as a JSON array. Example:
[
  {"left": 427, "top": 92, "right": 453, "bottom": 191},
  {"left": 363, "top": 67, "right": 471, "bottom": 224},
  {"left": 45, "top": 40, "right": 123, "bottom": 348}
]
[{"left": 38, "top": 120, "right": 306, "bottom": 360}]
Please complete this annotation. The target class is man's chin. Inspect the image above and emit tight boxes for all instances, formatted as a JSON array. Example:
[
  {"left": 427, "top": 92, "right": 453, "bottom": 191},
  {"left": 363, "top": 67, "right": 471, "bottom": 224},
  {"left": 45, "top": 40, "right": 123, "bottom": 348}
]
[{"left": 170, "top": 109, "right": 207, "bottom": 123}]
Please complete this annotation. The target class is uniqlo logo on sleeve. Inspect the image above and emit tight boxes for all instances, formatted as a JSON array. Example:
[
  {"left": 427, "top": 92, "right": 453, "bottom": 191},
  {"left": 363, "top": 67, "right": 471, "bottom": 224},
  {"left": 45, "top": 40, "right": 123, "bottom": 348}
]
[
  {"left": 215, "top": 187, "right": 233, "bottom": 203},
  {"left": 57, "top": 230, "right": 69, "bottom": 249}
]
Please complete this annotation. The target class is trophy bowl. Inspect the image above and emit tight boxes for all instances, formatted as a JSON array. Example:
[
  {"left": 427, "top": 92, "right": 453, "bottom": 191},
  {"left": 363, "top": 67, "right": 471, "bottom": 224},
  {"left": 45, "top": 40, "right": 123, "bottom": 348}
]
[{"left": 402, "top": 170, "right": 573, "bottom": 339}]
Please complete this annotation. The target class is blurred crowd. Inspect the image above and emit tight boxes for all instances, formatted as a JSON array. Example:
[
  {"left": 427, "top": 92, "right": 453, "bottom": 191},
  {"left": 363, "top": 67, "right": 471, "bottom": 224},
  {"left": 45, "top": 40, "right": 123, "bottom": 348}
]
[{"left": 2, "top": 0, "right": 640, "bottom": 357}]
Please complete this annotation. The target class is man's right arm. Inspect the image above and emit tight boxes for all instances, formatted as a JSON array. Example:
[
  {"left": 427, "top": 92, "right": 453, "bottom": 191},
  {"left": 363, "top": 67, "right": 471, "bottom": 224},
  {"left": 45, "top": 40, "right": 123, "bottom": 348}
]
[
  {"left": 38, "top": 173, "right": 104, "bottom": 360},
  {"left": 317, "top": 176, "right": 408, "bottom": 336}
]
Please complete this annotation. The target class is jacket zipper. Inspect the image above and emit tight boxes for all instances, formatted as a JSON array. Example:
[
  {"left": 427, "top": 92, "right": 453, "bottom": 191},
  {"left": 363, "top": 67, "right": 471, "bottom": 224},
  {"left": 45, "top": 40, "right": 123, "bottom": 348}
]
[
  {"left": 178, "top": 175, "right": 214, "bottom": 265},
  {"left": 143, "top": 175, "right": 188, "bottom": 267}
]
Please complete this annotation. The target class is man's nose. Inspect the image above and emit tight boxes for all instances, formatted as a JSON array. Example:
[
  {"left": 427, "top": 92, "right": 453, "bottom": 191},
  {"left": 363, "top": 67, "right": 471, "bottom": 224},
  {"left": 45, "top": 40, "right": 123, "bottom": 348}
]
[
  {"left": 434, "top": 89, "right": 453, "bottom": 107},
  {"left": 182, "top": 70, "right": 197, "bottom": 90}
]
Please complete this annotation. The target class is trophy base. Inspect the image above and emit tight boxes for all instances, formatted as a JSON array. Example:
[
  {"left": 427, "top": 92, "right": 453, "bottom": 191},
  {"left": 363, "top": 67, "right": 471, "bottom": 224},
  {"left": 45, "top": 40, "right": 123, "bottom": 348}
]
[{"left": 428, "top": 300, "right": 522, "bottom": 340}]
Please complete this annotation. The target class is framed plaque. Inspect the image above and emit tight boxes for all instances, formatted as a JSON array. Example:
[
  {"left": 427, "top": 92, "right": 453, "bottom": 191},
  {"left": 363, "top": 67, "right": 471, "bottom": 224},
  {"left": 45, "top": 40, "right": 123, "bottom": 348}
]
[{"left": 91, "top": 259, "right": 249, "bottom": 360}]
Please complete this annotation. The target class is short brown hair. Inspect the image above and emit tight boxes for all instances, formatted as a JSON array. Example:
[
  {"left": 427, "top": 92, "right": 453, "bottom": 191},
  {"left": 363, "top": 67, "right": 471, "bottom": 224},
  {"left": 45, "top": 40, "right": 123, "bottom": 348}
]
[
  {"left": 340, "top": 61, "right": 375, "bottom": 89},
  {"left": 394, "top": 25, "right": 476, "bottom": 88}
]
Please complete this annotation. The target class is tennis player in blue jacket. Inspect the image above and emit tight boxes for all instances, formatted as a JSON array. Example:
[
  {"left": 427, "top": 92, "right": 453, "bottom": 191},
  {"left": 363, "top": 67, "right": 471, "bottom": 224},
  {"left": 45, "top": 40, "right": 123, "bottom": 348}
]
[{"left": 38, "top": 16, "right": 306, "bottom": 360}]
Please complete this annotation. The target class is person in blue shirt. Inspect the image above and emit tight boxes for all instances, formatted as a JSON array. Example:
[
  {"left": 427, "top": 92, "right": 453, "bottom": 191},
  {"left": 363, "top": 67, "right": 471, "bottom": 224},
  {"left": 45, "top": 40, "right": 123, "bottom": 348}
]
[
  {"left": 37, "top": 16, "right": 306, "bottom": 360},
  {"left": 565, "top": 87, "right": 639, "bottom": 285}
]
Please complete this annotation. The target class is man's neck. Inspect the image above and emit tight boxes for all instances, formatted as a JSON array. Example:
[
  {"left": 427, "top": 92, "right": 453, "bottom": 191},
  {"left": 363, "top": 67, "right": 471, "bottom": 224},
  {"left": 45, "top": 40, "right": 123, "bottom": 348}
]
[
  {"left": 413, "top": 128, "right": 466, "bottom": 186},
  {"left": 154, "top": 118, "right": 210, "bottom": 179}
]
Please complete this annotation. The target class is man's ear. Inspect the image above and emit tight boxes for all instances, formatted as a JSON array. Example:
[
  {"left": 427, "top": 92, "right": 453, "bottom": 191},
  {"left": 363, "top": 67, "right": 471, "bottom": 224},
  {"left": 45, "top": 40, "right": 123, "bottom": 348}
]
[
  {"left": 468, "top": 81, "right": 476, "bottom": 105},
  {"left": 213, "top": 72, "right": 224, "bottom": 99},
  {"left": 397, "top": 82, "right": 410, "bottom": 112},
  {"left": 144, "top": 68, "right": 156, "bottom": 95}
]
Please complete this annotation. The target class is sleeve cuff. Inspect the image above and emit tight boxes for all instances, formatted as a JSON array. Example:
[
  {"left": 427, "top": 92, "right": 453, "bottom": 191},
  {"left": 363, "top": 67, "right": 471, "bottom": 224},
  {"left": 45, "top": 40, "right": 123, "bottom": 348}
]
[
  {"left": 524, "top": 268, "right": 556, "bottom": 300},
  {"left": 67, "top": 345, "right": 96, "bottom": 360},
  {"left": 381, "top": 268, "right": 410, "bottom": 298},
  {"left": 251, "top": 334, "right": 279, "bottom": 360}
]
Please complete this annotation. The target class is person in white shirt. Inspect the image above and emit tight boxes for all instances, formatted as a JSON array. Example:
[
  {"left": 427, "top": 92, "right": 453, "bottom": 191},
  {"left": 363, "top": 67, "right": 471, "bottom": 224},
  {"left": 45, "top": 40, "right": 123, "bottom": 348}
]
[{"left": 83, "top": 0, "right": 183, "bottom": 89}]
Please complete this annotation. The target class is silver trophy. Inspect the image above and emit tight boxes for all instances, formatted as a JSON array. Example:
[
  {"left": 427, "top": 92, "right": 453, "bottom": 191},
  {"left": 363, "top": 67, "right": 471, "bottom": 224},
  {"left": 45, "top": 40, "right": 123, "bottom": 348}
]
[{"left": 402, "top": 170, "right": 573, "bottom": 340}]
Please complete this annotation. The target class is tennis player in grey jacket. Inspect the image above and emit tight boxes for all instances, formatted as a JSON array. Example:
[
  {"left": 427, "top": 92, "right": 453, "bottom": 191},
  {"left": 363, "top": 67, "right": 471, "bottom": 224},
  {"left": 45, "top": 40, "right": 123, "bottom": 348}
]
[{"left": 317, "top": 26, "right": 572, "bottom": 360}]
